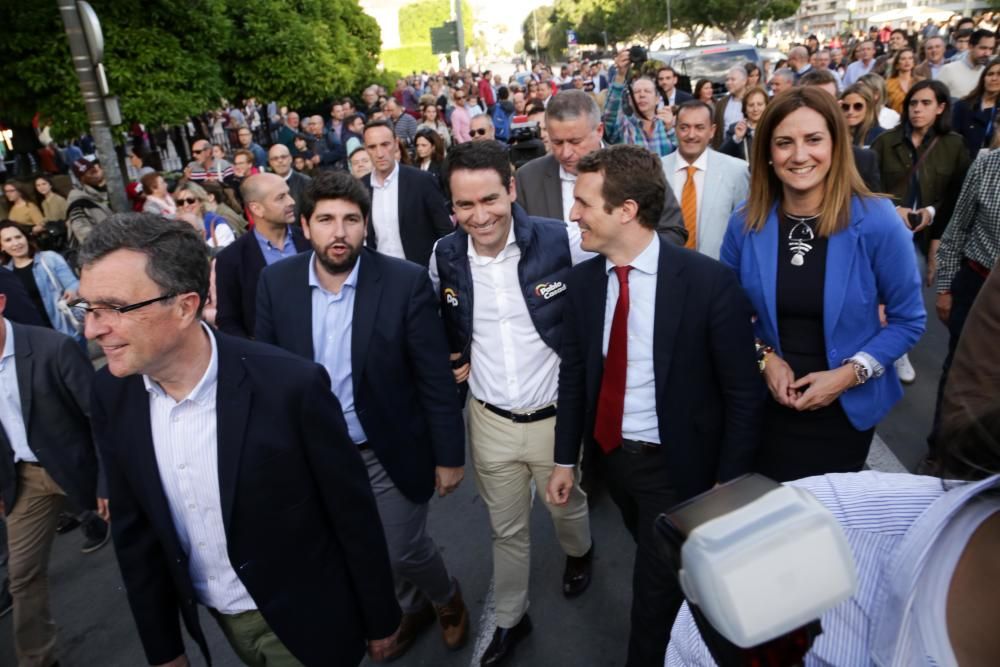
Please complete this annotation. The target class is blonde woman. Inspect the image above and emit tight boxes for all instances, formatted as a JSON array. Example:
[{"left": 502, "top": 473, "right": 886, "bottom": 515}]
[
  {"left": 173, "top": 181, "right": 235, "bottom": 251},
  {"left": 839, "top": 84, "right": 884, "bottom": 147}
]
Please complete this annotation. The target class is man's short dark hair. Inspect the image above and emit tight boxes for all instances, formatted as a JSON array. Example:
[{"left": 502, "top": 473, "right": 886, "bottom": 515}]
[
  {"left": 953, "top": 28, "right": 974, "bottom": 43},
  {"left": 363, "top": 119, "right": 395, "bottom": 139},
  {"left": 78, "top": 213, "right": 210, "bottom": 315},
  {"left": 575, "top": 145, "right": 665, "bottom": 230},
  {"left": 442, "top": 141, "right": 513, "bottom": 199},
  {"left": 656, "top": 65, "right": 677, "bottom": 78},
  {"left": 675, "top": 100, "right": 715, "bottom": 124},
  {"left": 799, "top": 68, "right": 838, "bottom": 88},
  {"left": 971, "top": 29, "right": 996, "bottom": 47},
  {"left": 300, "top": 170, "right": 371, "bottom": 223},
  {"left": 345, "top": 113, "right": 364, "bottom": 128}
]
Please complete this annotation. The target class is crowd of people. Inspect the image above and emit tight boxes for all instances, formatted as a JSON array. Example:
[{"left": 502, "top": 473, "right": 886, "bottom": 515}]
[{"left": 0, "top": 10, "right": 999, "bottom": 667}]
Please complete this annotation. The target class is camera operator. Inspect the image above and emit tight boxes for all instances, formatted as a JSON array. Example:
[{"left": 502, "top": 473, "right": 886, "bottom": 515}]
[{"left": 603, "top": 49, "right": 679, "bottom": 156}]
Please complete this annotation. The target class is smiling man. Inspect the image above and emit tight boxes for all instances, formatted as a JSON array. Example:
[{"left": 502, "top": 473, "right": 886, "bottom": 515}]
[
  {"left": 546, "top": 144, "right": 763, "bottom": 667},
  {"left": 254, "top": 171, "right": 470, "bottom": 661},
  {"left": 429, "top": 141, "right": 594, "bottom": 667},
  {"left": 79, "top": 214, "right": 402, "bottom": 667}
]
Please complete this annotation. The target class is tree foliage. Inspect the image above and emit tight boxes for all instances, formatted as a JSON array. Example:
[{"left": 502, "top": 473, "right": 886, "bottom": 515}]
[
  {"left": 698, "top": 0, "right": 800, "bottom": 41},
  {"left": 0, "top": 0, "right": 382, "bottom": 140}
]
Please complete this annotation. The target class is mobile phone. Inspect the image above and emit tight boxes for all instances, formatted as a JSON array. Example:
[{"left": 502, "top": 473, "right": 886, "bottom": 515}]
[{"left": 907, "top": 211, "right": 923, "bottom": 229}]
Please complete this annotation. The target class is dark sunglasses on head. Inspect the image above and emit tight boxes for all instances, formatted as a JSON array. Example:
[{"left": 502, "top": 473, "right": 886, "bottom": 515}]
[
  {"left": 470, "top": 128, "right": 489, "bottom": 136},
  {"left": 839, "top": 102, "right": 865, "bottom": 112},
  {"left": 176, "top": 197, "right": 199, "bottom": 206}
]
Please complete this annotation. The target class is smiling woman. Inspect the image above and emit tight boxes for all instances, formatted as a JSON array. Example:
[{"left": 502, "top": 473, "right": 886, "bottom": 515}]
[{"left": 719, "top": 86, "right": 927, "bottom": 482}]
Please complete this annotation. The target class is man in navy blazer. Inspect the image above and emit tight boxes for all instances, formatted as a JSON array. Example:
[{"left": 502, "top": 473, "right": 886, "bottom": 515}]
[
  {"left": 214, "top": 173, "right": 311, "bottom": 338},
  {"left": 360, "top": 120, "right": 453, "bottom": 266},
  {"left": 79, "top": 214, "right": 400, "bottom": 667},
  {"left": 255, "top": 171, "right": 469, "bottom": 660},
  {"left": 547, "top": 146, "right": 764, "bottom": 667}
]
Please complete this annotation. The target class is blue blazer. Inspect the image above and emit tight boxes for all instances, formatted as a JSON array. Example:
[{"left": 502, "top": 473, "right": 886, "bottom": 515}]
[{"left": 720, "top": 196, "right": 926, "bottom": 431}]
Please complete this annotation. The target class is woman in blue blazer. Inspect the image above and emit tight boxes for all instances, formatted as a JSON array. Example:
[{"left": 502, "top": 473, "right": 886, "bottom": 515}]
[{"left": 721, "top": 87, "right": 926, "bottom": 481}]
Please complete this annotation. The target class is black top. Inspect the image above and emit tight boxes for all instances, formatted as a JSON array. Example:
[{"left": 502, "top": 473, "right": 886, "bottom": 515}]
[
  {"left": 776, "top": 214, "right": 828, "bottom": 376},
  {"left": 12, "top": 264, "right": 53, "bottom": 329}
]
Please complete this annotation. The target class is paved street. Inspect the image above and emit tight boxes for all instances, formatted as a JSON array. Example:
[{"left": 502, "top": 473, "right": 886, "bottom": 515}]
[{"left": 0, "top": 272, "right": 950, "bottom": 666}]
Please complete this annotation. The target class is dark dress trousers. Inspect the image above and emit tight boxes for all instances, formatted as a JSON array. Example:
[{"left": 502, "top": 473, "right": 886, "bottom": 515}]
[
  {"left": 92, "top": 331, "right": 401, "bottom": 666},
  {"left": 0, "top": 323, "right": 97, "bottom": 513},
  {"left": 554, "top": 237, "right": 764, "bottom": 666},
  {"left": 213, "top": 225, "right": 310, "bottom": 338},
  {"left": 254, "top": 248, "right": 464, "bottom": 503},
  {"left": 514, "top": 153, "right": 689, "bottom": 246},
  {"left": 361, "top": 164, "right": 453, "bottom": 267}
]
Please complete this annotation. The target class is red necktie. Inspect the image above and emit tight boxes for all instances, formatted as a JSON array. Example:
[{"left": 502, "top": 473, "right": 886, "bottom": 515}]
[{"left": 594, "top": 266, "right": 632, "bottom": 454}]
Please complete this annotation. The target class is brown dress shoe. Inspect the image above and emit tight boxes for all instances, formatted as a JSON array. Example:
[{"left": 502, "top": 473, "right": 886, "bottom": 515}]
[
  {"left": 435, "top": 578, "right": 470, "bottom": 650},
  {"left": 383, "top": 603, "right": 436, "bottom": 661}
]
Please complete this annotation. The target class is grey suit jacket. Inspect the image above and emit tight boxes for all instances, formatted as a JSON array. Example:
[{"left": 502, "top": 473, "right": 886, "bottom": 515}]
[
  {"left": 515, "top": 153, "right": 688, "bottom": 246},
  {"left": 0, "top": 323, "right": 97, "bottom": 511},
  {"left": 661, "top": 149, "right": 750, "bottom": 260}
]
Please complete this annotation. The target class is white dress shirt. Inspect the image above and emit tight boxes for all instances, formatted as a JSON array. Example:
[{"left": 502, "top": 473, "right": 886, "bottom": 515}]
[
  {"left": 670, "top": 149, "right": 708, "bottom": 228},
  {"left": 722, "top": 96, "right": 744, "bottom": 130},
  {"left": 559, "top": 164, "right": 577, "bottom": 223},
  {"left": 0, "top": 319, "right": 34, "bottom": 463},
  {"left": 371, "top": 162, "right": 406, "bottom": 260},
  {"left": 602, "top": 235, "right": 659, "bottom": 444},
  {"left": 144, "top": 325, "right": 256, "bottom": 614}
]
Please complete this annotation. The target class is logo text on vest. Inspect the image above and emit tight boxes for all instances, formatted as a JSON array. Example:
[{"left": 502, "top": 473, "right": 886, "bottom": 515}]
[
  {"left": 534, "top": 282, "right": 566, "bottom": 300},
  {"left": 444, "top": 287, "right": 459, "bottom": 307}
]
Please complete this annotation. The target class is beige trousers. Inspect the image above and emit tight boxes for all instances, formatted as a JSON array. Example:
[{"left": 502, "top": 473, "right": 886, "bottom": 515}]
[
  {"left": 467, "top": 398, "right": 591, "bottom": 628},
  {"left": 6, "top": 463, "right": 65, "bottom": 667}
]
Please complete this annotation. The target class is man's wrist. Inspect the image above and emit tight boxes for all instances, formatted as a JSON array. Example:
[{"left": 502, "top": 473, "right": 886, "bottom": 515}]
[{"left": 554, "top": 463, "right": 576, "bottom": 469}]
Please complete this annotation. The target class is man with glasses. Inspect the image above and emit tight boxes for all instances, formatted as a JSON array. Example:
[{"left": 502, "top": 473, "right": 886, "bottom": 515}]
[
  {"left": 469, "top": 114, "right": 499, "bottom": 143},
  {"left": 184, "top": 139, "right": 234, "bottom": 184},
  {"left": 0, "top": 290, "right": 106, "bottom": 666},
  {"left": 78, "top": 214, "right": 402, "bottom": 667},
  {"left": 236, "top": 127, "right": 267, "bottom": 169},
  {"left": 267, "top": 144, "right": 311, "bottom": 221}
]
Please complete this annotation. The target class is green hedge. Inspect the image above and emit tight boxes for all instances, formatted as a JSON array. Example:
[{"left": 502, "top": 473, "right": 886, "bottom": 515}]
[{"left": 380, "top": 45, "right": 441, "bottom": 74}]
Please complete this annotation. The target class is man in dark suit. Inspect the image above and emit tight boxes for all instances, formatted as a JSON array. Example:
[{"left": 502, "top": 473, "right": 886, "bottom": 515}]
[
  {"left": 267, "top": 143, "right": 312, "bottom": 220},
  {"left": 215, "top": 173, "right": 311, "bottom": 338},
  {"left": 547, "top": 146, "right": 764, "bottom": 667},
  {"left": 514, "top": 91, "right": 687, "bottom": 246},
  {"left": 78, "top": 214, "right": 401, "bottom": 667},
  {"left": 360, "top": 120, "right": 453, "bottom": 266},
  {"left": 0, "top": 300, "right": 105, "bottom": 666},
  {"left": 255, "top": 172, "right": 469, "bottom": 660},
  {"left": 655, "top": 65, "right": 693, "bottom": 107}
]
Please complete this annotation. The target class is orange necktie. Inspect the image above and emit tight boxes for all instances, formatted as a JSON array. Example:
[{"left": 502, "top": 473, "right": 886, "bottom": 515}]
[{"left": 681, "top": 165, "right": 698, "bottom": 250}]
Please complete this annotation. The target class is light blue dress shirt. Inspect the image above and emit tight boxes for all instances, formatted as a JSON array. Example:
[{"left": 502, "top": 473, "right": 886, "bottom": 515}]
[
  {"left": 0, "top": 319, "right": 35, "bottom": 463},
  {"left": 602, "top": 235, "right": 659, "bottom": 444},
  {"left": 309, "top": 253, "right": 368, "bottom": 444},
  {"left": 254, "top": 227, "right": 298, "bottom": 266}
]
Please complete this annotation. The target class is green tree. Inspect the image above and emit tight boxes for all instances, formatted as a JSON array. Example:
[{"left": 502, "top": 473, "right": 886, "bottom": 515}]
[
  {"left": 0, "top": 0, "right": 382, "bottom": 140},
  {"left": 699, "top": 0, "right": 800, "bottom": 41}
]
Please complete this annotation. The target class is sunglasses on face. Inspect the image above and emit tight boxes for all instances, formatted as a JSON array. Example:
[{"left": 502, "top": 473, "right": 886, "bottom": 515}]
[
  {"left": 840, "top": 102, "right": 865, "bottom": 112},
  {"left": 176, "top": 197, "right": 199, "bottom": 206},
  {"left": 470, "top": 128, "right": 489, "bottom": 136},
  {"left": 192, "top": 148, "right": 208, "bottom": 154}
]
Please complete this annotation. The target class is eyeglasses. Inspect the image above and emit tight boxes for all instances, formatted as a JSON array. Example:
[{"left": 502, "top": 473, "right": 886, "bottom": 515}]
[
  {"left": 69, "top": 294, "right": 178, "bottom": 322},
  {"left": 176, "top": 197, "right": 199, "bottom": 206},
  {"left": 192, "top": 148, "right": 208, "bottom": 154},
  {"left": 839, "top": 102, "right": 865, "bottom": 112},
  {"left": 454, "top": 96, "right": 465, "bottom": 101},
  {"left": 470, "top": 128, "right": 489, "bottom": 136}
]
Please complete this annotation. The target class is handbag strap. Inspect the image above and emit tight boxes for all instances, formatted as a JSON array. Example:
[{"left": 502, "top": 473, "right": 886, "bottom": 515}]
[{"left": 893, "top": 134, "right": 940, "bottom": 197}]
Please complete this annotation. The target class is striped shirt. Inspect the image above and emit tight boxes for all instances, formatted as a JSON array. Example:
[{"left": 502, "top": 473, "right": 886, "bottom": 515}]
[
  {"left": 602, "top": 82, "right": 677, "bottom": 157},
  {"left": 144, "top": 324, "right": 256, "bottom": 614},
  {"left": 666, "top": 471, "right": 1000, "bottom": 666},
  {"left": 936, "top": 150, "right": 1000, "bottom": 292}
]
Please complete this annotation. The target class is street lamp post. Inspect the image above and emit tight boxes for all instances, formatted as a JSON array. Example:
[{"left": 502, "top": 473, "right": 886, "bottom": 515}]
[
  {"left": 57, "top": 0, "right": 128, "bottom": 213},
  {"left": 666, "top": 0, "right": 673, "bottom": 49}
]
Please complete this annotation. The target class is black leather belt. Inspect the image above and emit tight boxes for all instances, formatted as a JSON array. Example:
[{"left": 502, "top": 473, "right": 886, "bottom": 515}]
[
  {"left": 17, "top": 460, "right": 43, "bottom": 467},
  {"left": 479, "top": 400, "right": 557, "bottom": 423},
  {"left": 620, "top": 439, "right": 660, "bottom": 455}
]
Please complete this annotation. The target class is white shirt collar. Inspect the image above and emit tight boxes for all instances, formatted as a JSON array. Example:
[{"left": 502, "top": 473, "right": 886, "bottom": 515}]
[
  {"left": 372, "top": 162, "right": 400, "bottom": 189},
  {"left": 308, "top": 251, "right": 361, "bottom": 294},
  {"left": 467, "top": 218, "right": 517, "bottom": 259},
  {"left": 142, "top": 322, "right": 218, "bottom": 406},
  {"left": 605, "top": 233, "right": 659, "bottom": 276},
  {"left": 1, "top": 319, "right": 14, "bottom": 364},
  {"left": 676, "top": 149, "right": 709, "bottom": 172},
  {"left": 559, "top": 164, "right": 577, "bottom": 183}
]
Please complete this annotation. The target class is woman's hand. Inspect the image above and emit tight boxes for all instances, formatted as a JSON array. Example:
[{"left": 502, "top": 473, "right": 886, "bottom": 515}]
[
  {"left": 762, "top": 353, "right": 798, "bottom": 408},
  {"left": 733, "top": 119, "right": 748, "bottom": 142},
  {"left": 790, "top": 365, "right": 858, "bottom": 411}
]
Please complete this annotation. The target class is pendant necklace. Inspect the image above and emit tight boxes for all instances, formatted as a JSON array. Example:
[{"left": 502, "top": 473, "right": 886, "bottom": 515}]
[{"left": 786, "top": 213, "right": 819, "bottom": 267}]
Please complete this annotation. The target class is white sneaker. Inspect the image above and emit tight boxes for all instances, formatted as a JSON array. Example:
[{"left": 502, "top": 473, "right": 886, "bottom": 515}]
[{"left": 894, "top": 354, "right": 916, "bottom": 384}]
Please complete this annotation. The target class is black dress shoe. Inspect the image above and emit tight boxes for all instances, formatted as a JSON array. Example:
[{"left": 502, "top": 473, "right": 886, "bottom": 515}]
[
  {"left": 55, "top": 513, "right": 81, "bottom": 535},
  {"left": 480, "top": 614, "right": 532, "bottom": 667},
  {"left": 563, "top": 542, "right": 594, "bottom": 598},
  {"left": 80, "top": 517, "right": 110, "bottom": 554}
]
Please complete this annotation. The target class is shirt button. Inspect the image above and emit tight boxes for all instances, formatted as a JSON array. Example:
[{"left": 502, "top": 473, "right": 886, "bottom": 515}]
[
  {"left": 172, "top": 416, "right": 180, "bottom": 423},
  {"left": 209, "top": 576, "right": 216, "bottom": 581},
  {"left": 178, "top": 464, "right": 186, "bottom": 470},
  {"left": 188, "top": 504, "right": 196, "bottom": 510}
]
